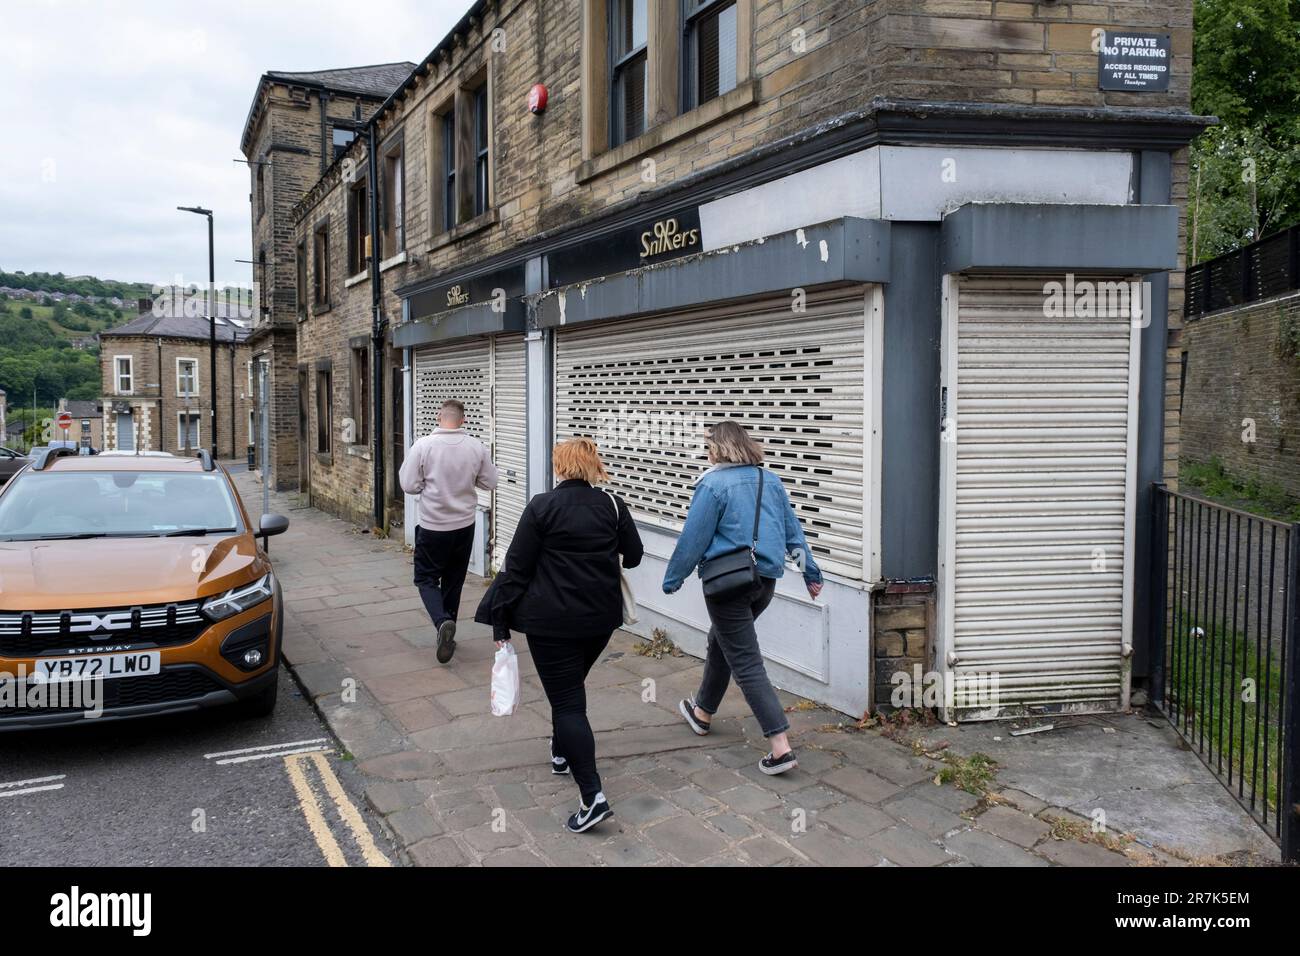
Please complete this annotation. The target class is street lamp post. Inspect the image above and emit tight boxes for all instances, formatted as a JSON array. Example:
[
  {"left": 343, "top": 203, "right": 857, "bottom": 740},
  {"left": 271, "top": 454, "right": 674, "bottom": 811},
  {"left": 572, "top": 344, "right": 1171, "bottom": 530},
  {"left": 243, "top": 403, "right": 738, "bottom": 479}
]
[{"left": 178, "top": 205, "right": 217, "bottom": 459}]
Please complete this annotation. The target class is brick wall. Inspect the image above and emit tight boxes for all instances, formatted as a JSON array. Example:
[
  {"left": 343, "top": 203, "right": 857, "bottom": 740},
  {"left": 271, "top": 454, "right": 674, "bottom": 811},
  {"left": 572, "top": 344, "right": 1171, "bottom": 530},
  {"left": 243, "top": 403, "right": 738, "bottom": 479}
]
[{"left": 1180, "top": 292, "right": 1300, "bottom": 498}]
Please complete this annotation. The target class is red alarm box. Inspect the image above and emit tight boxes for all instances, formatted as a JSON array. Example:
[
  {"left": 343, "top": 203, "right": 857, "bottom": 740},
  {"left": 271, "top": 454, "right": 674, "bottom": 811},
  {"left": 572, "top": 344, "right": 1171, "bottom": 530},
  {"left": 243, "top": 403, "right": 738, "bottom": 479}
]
[{"left": 528, "top": 83, "right": 548, "bottom": 114}]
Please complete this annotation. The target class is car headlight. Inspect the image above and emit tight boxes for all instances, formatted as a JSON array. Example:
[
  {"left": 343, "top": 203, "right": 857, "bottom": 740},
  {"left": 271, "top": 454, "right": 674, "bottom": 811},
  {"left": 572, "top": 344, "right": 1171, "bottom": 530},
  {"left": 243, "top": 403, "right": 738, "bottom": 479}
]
[{"left": 202, "top": 573, "right": 274, "bottom": 622}]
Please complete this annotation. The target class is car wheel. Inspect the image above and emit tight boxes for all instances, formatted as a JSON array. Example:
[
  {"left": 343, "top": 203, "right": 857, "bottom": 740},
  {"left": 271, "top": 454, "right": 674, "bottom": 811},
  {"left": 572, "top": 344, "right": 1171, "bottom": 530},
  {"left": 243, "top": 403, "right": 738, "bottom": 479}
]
[{"left": 235, "top": 675, "right": 278, "bottom": 718}]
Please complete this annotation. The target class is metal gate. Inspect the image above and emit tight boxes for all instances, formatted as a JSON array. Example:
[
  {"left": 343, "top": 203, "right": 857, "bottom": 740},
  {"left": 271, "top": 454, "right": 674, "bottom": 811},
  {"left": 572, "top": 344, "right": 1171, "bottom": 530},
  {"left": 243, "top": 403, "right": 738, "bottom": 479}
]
[
  {"left": 939, "top": 275, "right": 1141, "bottom": 720},
  {"left": 1152, "top": 486, "right": 1299, "bottom": 861}
]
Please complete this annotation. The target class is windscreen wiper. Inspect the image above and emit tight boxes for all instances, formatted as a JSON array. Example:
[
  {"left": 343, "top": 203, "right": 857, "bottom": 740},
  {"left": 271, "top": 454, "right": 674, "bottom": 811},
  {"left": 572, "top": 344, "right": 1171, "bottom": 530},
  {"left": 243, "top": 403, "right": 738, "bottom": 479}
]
[{"left": 158, "top": 527, "right": 237, "bottom": 537}]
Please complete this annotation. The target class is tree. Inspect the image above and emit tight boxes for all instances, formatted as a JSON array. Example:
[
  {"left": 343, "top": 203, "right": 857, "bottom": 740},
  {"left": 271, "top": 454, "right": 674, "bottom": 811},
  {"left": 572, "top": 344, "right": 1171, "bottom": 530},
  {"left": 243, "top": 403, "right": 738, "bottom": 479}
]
[{"left": 1189, "top": 0, "right": 1300, "bottom": 262}]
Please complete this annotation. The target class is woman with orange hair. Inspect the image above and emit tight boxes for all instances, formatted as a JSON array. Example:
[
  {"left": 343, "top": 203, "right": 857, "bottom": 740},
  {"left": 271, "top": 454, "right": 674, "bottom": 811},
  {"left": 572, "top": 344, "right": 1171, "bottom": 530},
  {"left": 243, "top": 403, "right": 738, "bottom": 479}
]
[{"left": 476, "top": 437, "right": 643, "bottom": 833}]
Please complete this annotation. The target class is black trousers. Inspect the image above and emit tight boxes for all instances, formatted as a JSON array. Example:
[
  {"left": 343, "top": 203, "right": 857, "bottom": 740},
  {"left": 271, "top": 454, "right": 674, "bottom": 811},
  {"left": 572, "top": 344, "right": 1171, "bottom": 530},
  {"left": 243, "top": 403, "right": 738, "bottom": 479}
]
[
  {"left": 526, "top": 631, "right": 612, "bottom": 805},
  {"left": 413, "top": 523, "right": 475, "bottom": 627}
]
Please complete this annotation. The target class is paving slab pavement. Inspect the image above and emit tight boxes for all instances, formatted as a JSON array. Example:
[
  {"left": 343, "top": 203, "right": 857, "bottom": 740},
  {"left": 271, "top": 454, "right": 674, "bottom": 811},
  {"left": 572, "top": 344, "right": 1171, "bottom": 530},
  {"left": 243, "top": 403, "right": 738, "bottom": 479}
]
[{"left": 236, "top": 470, "right": 1281, "bottom": 867}]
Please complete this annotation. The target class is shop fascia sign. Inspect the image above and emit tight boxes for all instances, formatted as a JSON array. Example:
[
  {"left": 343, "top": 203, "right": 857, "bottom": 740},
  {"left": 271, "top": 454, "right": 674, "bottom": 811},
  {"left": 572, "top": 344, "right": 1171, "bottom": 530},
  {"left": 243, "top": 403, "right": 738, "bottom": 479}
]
[
  {"left": 548, "top": 205, "right": 704, "bottom": 289},
  {"left": 407, "top": 263, "right": 527, "bottom": 322}
]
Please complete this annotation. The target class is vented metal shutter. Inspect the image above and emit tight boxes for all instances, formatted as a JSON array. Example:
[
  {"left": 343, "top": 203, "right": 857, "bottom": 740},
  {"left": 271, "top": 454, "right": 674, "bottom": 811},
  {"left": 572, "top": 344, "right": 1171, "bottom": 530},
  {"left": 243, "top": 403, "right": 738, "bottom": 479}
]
[
  {"left": 554, "top": 290, "right": 868, "bottom": 579},
  {"left": 941, "top": 275, "right": 1139, "bottom": 720},
  {"left": 492, "top": 334, "right": 527, "bottom": 569},
  {"left": 414, "top": 339, "right": 491, "bottom": 516},
  {"left": 413, "top": 336, "right": 526, "bottom": 571}
]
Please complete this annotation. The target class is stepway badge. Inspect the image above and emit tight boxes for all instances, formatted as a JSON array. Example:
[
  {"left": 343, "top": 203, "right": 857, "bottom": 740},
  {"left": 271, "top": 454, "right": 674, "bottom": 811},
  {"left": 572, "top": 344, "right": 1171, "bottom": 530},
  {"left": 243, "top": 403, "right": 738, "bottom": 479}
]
[{"left": 1098, "top": 31, "right": 1171, "bottom": 92}]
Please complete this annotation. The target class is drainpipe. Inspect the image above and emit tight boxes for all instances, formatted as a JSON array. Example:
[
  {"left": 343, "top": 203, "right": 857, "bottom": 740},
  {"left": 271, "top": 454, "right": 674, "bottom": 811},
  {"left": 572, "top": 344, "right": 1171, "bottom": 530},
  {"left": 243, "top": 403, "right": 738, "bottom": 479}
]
[
  {"left": 229, "top": 343, "right": 236, "bottom": 459},
  {"left": 366, "top": 122, "right": 386, "bottom": 531},
  {"left": 319, "top": 92, "right": 329, "bottom": 176}
]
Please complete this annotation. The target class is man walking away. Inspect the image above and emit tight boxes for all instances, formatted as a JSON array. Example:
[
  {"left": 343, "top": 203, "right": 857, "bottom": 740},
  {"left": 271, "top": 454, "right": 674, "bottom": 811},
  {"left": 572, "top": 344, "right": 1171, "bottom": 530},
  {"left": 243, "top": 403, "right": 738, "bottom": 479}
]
[{"left": 399, "top": 399, "right": 498, "bottom": 663}]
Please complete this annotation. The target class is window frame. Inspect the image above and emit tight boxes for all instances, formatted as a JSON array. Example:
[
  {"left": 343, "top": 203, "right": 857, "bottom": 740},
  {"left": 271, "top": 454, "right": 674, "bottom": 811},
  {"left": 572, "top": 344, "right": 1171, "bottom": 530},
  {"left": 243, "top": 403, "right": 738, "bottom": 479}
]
[
  {"left": 608, "top": 0, "right": 649, "bottom": 147},
  {"left": 681, "top": 0, "right": 738, "bottom": 112},
  {"left": 332, "top": 125, "right": 358, "bottom": 162},
  {"left": 347, "top": 175, "right": 370, "bottom": 279},
  {"left": 176, "top": 411, "right": 201, "bottom": 452},
  {"left": 349, "top": 342, "right": 370, "bottom": 446},
  {"left": 381, "top": 137, "right": 405, "bottom": 258},
  {"left": 176, "top": 357, "right": 199, "bottom": 398},
  {"left": 312, "top": 219, "right": 331, "bottom": 310},
  {"left": 315, "top": 363, "right": 333, "bottom": 457},
  {"left": 472, "top": 84, "right": 490, "bottom": 217},
  {"left": 441, "top": 107, "right": 457, "bottom": 233},
  {"left": 295, "top": 240, "right": 307, "bottom": 321},
  {"left": 114, "top": 355, "right": 133, "bottom": 395}
]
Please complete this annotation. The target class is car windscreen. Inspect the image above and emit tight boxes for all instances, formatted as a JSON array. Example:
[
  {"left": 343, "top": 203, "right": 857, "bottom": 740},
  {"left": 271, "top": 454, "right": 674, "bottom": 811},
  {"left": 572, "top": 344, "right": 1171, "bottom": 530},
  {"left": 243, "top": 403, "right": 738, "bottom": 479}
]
[{"left": 0, "top": 471, "right": 243, "bottom": 540}]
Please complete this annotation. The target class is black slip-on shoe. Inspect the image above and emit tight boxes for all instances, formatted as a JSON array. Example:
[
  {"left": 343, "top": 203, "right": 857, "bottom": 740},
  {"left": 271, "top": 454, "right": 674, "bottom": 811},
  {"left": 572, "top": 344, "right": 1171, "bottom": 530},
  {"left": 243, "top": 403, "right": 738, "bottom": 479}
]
[
  {"left": 679, "top": 698, "right": 711, "bottom": 736},
  {"left": 435, "top": 619, "right": 457, "bottom": 664},
  {"left": 759, "top": 751, "right": 798, "bottom": 776},
  {"left": 565, "top": 794, "right": 613, "bottom": 833}
]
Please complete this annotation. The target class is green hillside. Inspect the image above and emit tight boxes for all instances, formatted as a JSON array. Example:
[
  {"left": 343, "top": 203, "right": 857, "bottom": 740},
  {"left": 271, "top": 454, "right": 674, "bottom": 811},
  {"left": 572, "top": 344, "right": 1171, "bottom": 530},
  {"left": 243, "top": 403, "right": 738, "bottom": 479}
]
[{"left": 0, "top": 274, "right": 140, "bottom": 449}]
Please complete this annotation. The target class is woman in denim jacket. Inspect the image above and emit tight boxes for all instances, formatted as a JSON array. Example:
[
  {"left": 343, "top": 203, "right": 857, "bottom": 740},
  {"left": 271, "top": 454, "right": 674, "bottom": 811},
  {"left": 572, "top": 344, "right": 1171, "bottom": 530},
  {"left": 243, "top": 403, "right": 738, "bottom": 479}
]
[{"left": 662, "top": 421, "right": 823, "bottom": 775}]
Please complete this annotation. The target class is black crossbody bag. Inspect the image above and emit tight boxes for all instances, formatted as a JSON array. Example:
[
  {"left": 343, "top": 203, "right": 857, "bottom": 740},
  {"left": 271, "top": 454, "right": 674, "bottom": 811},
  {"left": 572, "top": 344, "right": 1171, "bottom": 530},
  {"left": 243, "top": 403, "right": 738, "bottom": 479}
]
[{"left": 698, "top": 467, "right": 764, "bottom": 600}]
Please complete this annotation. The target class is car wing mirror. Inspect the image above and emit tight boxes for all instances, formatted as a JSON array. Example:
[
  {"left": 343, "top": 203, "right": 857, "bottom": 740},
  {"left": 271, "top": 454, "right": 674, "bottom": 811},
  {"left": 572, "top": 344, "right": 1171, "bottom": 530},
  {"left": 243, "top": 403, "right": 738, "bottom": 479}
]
[{"left": 258, "top": 513, "right": 290, "bottom": 550}]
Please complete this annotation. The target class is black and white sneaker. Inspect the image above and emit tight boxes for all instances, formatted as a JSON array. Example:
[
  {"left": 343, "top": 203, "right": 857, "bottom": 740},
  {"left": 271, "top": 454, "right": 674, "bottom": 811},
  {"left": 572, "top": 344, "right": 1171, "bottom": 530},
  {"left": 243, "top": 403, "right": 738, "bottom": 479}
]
[
  {"left": 759, "top": 751, "right": 798, "bottom": 776},
  {"left": 566, "top": 793, "right": 613, "bottom": 833},
  {"left": 550, "top": 738, "right": 570, "bottom": 775},
  {"left": 679, "top": 698, "right": 711, "bottom": 736},
  {"left": 435, "top": 619, "right": 457, "bottom": 663}
]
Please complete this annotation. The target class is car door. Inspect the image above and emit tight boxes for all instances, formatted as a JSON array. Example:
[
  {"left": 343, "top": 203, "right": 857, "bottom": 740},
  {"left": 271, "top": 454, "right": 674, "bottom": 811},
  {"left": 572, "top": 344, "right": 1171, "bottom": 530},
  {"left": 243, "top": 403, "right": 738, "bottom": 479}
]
[{"left": 0, "top": 448, "right": 27, "bottom": 483}]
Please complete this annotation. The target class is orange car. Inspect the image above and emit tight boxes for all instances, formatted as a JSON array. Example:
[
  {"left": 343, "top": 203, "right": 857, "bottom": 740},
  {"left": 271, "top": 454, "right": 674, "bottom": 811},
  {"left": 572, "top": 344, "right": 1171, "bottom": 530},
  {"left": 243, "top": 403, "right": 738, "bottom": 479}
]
[{"left": 0, "top": 448, "right": 289, "bottom": 729}]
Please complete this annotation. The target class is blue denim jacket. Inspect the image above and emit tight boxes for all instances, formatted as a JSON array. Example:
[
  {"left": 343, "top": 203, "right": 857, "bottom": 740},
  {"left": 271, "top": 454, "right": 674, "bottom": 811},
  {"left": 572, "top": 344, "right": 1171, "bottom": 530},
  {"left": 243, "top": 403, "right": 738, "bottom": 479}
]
[{"left": 662, "top": 464, "right": 824, "bottom": 594}]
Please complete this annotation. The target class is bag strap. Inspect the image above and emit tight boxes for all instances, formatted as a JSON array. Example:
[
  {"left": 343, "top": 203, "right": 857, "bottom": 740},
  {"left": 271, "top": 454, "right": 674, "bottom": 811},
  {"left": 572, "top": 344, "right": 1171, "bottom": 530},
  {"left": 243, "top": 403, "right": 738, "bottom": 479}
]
[
  {"left": 751, "top": 467, "right": 764, "bottom": 548},
  {"left": 606, "top": 490, "right": 620, "bottom": 530}
]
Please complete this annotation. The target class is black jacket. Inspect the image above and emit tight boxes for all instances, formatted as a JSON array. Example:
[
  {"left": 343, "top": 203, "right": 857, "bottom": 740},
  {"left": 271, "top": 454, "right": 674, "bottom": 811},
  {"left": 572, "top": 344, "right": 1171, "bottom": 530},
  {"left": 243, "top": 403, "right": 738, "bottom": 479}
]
[{"left": 475, "top": 479, "right": 644, "bottom": 639}]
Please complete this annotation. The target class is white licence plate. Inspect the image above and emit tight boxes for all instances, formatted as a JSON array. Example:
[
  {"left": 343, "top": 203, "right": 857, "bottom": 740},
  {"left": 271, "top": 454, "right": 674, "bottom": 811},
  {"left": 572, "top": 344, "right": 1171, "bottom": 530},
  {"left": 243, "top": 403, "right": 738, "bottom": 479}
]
[{"left": 30, "top": 652, "right": 162, "bottom": 684}]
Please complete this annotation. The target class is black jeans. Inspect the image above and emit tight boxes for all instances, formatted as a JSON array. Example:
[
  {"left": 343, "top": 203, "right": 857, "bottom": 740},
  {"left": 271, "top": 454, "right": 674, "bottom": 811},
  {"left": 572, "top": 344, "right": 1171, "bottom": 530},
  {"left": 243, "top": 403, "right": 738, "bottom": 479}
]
[
  {"left": 694, "top": 577, "right": 790, "bottom": 738},
  {"left": 413, "top": 523, "right": 475, "bottom": 627},
  {"left": 526, "top": 632, "right": 612, "bottom": 805}
]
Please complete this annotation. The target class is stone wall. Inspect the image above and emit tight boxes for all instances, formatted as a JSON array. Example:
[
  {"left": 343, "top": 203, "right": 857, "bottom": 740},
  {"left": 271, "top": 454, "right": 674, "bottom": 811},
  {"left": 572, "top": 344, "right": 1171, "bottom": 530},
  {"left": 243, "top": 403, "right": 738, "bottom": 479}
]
[
  {"left": 1180, "top": 292, "right": 1300, "bottom": 499},
  {"left": 872, "top": 584, "right": 936, "bottom": 714}
]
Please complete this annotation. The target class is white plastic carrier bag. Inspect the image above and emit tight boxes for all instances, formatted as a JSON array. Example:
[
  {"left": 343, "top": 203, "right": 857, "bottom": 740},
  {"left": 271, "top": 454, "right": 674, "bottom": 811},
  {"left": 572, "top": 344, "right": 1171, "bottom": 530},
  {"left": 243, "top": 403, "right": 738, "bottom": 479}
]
[{"left": 490, "top": 642, "right": 521, "bottom": 717}]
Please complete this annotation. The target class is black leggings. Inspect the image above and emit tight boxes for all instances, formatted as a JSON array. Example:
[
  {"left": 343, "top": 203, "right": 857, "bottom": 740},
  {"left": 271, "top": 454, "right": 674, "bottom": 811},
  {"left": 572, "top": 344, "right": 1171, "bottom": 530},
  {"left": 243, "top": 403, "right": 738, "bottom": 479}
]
[{"left": 526, "top": 632, "right": 612, "bottom": 804}]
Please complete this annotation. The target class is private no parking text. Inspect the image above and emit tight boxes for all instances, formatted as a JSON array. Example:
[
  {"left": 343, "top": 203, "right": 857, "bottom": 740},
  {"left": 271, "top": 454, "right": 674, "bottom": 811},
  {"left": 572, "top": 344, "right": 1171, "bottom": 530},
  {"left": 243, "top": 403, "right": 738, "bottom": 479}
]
[{"left": 1098, "top": 31, "right": 1171, "bottom": 92}]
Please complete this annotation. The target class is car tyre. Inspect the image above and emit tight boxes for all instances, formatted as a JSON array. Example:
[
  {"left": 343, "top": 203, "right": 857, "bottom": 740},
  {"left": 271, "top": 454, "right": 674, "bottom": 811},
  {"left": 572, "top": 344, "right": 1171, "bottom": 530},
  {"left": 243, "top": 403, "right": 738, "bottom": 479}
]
[{"left": 235, "top": 674, "right": 279, "bottom": 718}]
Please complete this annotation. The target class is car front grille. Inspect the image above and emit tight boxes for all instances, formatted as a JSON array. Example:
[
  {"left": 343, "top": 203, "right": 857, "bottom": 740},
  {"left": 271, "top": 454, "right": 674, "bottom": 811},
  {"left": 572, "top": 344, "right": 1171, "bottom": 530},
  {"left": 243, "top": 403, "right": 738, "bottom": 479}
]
[
  {"left": 0, "top": 668, "right": 226, "bottom": 719},
  {"left": 0, "top": 602, "right": 208, "bottom": 657}
]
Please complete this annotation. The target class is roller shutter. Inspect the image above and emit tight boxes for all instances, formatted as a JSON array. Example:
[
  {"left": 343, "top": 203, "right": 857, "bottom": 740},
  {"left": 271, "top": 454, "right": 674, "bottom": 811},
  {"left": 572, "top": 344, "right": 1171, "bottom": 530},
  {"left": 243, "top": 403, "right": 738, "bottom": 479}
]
[
  {"left": 492, "top": 334, "right": 527, "bottom": 568},
  {"left": 412, "top": 335, "right": 526, "bottom": 572},
  {"left": 554, "top": 289, "right": 869, "bottom": 580},
  {"left": 941, "top": 275, "right": 1140, "bottom": 720}
]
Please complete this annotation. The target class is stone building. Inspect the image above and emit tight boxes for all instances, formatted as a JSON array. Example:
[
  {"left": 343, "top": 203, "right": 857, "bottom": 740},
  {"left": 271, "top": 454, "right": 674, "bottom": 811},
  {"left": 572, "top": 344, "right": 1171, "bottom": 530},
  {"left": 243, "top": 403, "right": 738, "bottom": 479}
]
[
  {"left": 239, "top": 62, "right": 416, "bottom": 498},
  {"left": 58, "top": 399, "right": 103, "bottom": 450},
  {"left": 98, "top": 306, "right": 253, "bottom": 458},
  {"left": 254, "top": 0, "right": 1207, "bottom": 720}
]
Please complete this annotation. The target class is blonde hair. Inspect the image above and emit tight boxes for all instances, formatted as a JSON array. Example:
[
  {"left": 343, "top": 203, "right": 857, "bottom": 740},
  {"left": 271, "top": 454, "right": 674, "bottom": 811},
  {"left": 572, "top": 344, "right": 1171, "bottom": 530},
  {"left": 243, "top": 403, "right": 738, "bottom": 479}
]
[
  {"left": 553, "top": 437, "right": 609, "bottom": 483},
  {"left": 706, "top": 421, "right": 764, "bottom": 465}
]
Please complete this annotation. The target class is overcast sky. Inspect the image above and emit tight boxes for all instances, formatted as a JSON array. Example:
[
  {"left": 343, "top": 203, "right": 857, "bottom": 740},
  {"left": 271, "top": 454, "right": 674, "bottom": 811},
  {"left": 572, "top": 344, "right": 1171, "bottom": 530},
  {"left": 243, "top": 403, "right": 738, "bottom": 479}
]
[{"left": 0, "top": 0, "right": 470, "bottom": 288}]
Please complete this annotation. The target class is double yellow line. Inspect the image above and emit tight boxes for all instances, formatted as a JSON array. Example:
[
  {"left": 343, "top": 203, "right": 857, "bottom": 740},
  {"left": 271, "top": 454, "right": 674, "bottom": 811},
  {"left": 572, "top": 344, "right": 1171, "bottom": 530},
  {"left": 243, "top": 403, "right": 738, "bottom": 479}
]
[{"left": 284, "top": 751, "right": 391, "bottom": 867}]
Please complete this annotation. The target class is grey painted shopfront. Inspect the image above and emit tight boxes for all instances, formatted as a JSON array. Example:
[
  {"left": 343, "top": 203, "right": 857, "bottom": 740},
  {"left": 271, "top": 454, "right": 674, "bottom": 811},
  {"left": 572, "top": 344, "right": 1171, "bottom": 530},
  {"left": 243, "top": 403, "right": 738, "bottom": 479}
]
[{"left": 392, "top": 108, "right": 1199, "bottom": 720}]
